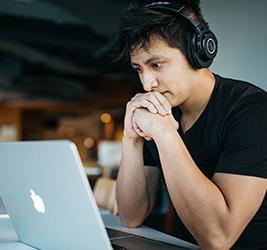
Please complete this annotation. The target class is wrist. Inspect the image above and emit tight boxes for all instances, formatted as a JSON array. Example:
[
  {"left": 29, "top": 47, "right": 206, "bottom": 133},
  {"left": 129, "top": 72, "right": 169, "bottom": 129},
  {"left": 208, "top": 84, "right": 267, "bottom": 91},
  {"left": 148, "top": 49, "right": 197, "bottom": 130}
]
[
  {"left": 121, "top": 135, "right": 144, "bottom": 158},
  {"left": 122, "top": 135, "right": 144, "bottom": 145},
  {"left": 151, "top": 123, "right": 178, "bottom": 142}
]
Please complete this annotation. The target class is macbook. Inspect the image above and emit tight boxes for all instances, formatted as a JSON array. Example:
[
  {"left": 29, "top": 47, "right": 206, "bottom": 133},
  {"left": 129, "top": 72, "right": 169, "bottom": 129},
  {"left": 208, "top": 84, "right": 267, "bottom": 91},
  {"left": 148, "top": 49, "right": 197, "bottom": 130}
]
[
  {"left": 0, "top": 140, "right": 194, "bottom": 250},
  {"left": 0, "top": 140, "right": 114, "bottom": 250}
]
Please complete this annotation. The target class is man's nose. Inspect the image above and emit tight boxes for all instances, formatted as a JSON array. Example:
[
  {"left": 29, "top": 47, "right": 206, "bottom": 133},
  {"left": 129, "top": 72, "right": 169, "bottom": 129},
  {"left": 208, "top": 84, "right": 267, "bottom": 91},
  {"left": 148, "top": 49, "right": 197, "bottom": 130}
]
[{"left": 141, "top": 71, "right": 159, "bottom": 92}]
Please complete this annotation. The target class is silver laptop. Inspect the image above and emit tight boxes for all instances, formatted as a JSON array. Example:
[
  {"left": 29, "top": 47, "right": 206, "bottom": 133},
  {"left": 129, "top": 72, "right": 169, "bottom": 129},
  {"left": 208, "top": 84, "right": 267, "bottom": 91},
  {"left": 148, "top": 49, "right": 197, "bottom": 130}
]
[
  {"left": 0, "top": 140, "right": 194, "bottom": 250},
  {"left": 0, "top": 140, "right": 113, "bottom": 250}
]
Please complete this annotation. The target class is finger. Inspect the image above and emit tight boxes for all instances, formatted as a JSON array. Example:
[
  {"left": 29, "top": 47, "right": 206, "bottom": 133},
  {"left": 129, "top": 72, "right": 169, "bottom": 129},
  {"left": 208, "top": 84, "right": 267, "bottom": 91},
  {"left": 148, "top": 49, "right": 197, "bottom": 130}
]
[
  {"left": 166, "top": 114, "right": 179, "bottom": 130},
  {"left": 133, "top": 126, "right": 146, "bottom": 139},
  {"left": 124, "top": 118, "right": 140, "bottom": 138},
  {"left": 153, "top": 92, "right": 172, "bottom": 114},
  {"left": 132, "top": 99, "right": 158, "bottom": 114},
  {"left": 138, "top": 131, "right": 147, "bottom": 137},
  {"left": 144, "top": 136, "right": 152, "bottom": 141},
  {"left": 132, "top": 121, "right": 143, "bottom": 135},
  {"left": 146, "top": 94, "right": 168, "bottom": 116},
  {"left": 129, "top": 92, "right": 171, "bottom": 115},
  {"left": 126, "top": 101, "right": 139, "bottom": 113},
  {"left": 132, "top": 93, "right": 167, "bottom": 115},
  {"left": 132, "top": 120, "right": 149, "bottom": 138},
  {"left": 124, "top": 106, "right": 140, "bottom": 137},
  {"left": 129, "top": 93, "right": 144, "bottom": 104}
]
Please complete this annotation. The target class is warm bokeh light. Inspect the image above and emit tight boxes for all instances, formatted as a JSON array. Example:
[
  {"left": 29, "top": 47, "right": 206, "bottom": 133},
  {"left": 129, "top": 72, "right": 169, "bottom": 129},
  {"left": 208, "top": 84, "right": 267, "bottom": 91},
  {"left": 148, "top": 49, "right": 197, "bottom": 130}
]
[
  {"left": 57, "top": 125, "right": 65, "bottom": 136},
  {"left": 83, "top": 137, "right": 95, "bottom": 149},
  {"left": 100, "top": 113, "right": 112, "bottom": 124},
  {"left": 65, "top": 126, "right": 76, "bottom": 137}
]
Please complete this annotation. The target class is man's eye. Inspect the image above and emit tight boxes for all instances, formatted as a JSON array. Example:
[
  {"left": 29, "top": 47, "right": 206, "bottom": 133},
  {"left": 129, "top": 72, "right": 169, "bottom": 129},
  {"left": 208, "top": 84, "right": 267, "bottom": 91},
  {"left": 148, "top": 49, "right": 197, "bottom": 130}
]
[
  {"left": 133, "top": 67, "right": 141, "bottom": 73},
  {"left": 152, "top": 63, "right": 161, "bottom": 69}
]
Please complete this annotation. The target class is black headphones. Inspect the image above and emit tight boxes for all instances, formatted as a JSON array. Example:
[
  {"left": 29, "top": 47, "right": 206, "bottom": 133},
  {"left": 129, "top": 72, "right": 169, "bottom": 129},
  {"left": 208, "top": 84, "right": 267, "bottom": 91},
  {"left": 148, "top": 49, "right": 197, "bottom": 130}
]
[{"left": 144, "top": 1, "right": 218, "bottom": 68}]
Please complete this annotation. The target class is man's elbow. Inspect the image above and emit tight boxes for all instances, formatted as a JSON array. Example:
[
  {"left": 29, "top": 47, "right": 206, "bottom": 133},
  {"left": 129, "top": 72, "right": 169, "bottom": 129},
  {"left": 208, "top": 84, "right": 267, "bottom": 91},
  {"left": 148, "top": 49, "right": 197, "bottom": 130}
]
[
  {"left": 119, "top": 216, "right": 144, "bottom": 228},
  {"left": 118, "top": 206, "right": 149, "bottom": 228},
  {"left": 198, "top": 232, "right": 235, "bottom": 250},
  {"left": 117, "top": 200, "right": 150, "bottom": 228}
]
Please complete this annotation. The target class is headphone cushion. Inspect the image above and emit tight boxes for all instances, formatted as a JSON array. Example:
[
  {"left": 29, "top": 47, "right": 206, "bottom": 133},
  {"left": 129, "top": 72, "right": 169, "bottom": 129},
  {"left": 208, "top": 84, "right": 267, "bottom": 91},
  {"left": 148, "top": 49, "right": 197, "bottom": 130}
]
[{"left": 190, "top": 32, "right": 217, "bottom": 68}]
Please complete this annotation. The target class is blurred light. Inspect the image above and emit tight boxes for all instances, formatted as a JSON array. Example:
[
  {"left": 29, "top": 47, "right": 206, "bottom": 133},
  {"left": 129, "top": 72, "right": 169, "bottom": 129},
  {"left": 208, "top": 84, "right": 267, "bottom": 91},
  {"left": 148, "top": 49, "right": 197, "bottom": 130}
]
[
  {"left": 84, "top": 138, "right": 95, "bottom": 149},
  {"left": 100, "top": 113, "right": 112, "bottom": 124},
  {"left": 65, "top": 127, "right": 75, "bottom": 137},
  {"left": 57, "top": 125, "right": 65, "bottom": 136}
]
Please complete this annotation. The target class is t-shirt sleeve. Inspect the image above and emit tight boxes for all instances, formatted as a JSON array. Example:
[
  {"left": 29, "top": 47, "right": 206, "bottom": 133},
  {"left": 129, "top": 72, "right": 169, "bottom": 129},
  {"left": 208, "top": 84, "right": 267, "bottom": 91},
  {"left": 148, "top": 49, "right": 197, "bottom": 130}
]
[
  {"left": 143, "top": 140, "right": 159, "bottom": 167},
  {"left": 215, "top": 93, "right": 267, "bottom": 178}
]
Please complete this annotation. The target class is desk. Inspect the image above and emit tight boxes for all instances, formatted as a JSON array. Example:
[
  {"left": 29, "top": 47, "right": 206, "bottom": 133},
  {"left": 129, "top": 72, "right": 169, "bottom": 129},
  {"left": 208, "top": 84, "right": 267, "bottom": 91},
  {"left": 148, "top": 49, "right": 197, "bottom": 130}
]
[{"left": 0, "top": 214, "right": 199, "bottom": 250}]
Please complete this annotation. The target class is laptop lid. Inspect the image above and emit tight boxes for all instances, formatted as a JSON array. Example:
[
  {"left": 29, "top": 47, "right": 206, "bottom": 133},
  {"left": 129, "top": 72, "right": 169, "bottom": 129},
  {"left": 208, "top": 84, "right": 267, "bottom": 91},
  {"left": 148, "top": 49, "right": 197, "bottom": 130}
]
[
  {"left": 0, "top": 140, "right": 112, "bottom": 250},
  {"left": 0, "top": 195, "right": 7, "bottom": 214}
]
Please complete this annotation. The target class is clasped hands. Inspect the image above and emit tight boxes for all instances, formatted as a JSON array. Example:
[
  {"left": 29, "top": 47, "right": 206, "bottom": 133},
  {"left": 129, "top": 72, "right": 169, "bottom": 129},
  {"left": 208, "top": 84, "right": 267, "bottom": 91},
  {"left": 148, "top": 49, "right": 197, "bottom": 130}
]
[{"left": 124, "top": 92, "right": 179, "bottom": 141}]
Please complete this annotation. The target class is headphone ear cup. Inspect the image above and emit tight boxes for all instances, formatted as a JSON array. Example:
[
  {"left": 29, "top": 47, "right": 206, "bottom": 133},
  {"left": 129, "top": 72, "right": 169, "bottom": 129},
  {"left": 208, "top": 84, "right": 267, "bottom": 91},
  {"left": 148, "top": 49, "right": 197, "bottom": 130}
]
[
  {"left": 201, "top": 31, "right": 218, "bottom": 60},
  {"left": 186, "top": 32, "right": 204, "bottom": 69},
  {"left": 191, "top": 32, "right": 217, "bottom": 68},
  {"left": 185, "top": 32, "right": 197, "bottom": 68}
]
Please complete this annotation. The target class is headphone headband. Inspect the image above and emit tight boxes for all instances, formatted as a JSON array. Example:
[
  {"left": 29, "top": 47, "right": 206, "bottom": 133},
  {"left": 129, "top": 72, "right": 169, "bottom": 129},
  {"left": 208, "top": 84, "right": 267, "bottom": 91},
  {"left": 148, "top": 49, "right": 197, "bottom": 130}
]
[
  {"left": 144, "top": 2, "right": 208, "bottom": 34},
  {"left": 143, "top": 1, "right": 218, "bottom": 68}
]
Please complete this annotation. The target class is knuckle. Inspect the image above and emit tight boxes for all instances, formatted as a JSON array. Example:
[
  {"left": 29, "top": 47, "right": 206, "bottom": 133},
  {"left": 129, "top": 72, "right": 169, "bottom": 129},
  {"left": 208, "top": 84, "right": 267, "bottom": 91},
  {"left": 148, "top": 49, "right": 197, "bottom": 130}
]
[
  {"left": 141, "top": 100, "right": 149, "bottom": 106},
  {"left": 163, "top": 98, "right": 170, "bottom": 106},
  {"left": 131, "top": 93, "right": 140, "bottom": 101},
  {"left": 126, "top": 101, "right": 133, "bottom": 108},
  {"left": 147, "top": 94, "right": 156, "bottom": 102},
  {"left": 153, "top": 91, "right": 161, "bottom": 97},
  {"left": 163, "top": 99, "right": 169, "bottom": 106}
]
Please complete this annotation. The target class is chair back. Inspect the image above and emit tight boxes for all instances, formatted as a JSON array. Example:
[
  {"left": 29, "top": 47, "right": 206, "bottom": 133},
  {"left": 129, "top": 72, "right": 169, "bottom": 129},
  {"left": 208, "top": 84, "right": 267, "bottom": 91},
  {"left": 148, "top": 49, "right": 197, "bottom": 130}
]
[{"left": 93, "top": 177, "right": 118, "bottom": 215}]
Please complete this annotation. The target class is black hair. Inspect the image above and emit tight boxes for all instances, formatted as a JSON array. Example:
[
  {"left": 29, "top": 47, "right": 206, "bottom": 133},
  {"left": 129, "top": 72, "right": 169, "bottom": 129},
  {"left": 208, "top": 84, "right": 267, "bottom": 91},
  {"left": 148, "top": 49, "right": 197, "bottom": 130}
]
[{"left": 113, "top": 0, "right": 205, "bottom": 66}]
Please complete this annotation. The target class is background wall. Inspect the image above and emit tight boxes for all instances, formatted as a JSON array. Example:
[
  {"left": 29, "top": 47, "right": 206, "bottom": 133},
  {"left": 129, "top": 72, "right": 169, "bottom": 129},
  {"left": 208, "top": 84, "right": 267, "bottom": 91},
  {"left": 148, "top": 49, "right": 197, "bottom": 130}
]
[{"left": 201, "top": 0, "right": 267, "bottom": 89}]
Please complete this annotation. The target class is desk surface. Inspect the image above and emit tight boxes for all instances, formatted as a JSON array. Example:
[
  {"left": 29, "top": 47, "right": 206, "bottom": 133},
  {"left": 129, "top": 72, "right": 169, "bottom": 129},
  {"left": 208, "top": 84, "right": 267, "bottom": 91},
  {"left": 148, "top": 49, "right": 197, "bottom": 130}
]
[{"left": 0, "top": 214, "right": 199, "bottom": 250}]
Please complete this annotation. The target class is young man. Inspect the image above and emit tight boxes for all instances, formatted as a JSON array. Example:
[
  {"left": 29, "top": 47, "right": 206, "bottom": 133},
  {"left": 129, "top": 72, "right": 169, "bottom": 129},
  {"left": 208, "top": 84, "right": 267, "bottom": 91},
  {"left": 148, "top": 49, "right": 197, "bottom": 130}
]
[{"left": 115, "top": 1, "right": 267, "bottom": 249}]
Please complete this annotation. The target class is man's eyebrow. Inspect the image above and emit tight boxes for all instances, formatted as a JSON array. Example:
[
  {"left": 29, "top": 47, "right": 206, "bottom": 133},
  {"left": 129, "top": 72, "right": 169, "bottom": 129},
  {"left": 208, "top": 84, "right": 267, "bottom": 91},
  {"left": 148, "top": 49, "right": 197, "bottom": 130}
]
[{"left": 131, "top": 55, "right": 167, "bottom": 67}]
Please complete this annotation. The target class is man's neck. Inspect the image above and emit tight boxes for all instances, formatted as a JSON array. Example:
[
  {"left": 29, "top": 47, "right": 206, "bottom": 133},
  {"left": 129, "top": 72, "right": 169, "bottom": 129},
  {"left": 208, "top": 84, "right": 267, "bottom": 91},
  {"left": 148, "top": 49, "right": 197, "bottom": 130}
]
[{"left": 180, "top": 69, "right": 216, "bottom": 119}]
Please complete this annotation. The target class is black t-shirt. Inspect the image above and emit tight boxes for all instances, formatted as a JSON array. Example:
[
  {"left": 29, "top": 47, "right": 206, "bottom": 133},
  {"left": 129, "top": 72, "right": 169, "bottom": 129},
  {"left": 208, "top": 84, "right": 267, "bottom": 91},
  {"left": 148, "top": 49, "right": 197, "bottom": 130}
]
[{"left": 143, "top": 74, "right": 267, "bottom": 249}]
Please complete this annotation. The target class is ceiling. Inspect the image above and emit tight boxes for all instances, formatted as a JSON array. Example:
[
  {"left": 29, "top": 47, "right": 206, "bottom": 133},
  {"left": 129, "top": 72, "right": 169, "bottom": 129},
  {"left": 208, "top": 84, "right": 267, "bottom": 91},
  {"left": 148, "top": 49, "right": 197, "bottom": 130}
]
[
  {"left": 0, "top": 0, "right": 139, "bottom": 105},
  {"left": 0, "top": 0, "right": 128, "bottom": 35}
]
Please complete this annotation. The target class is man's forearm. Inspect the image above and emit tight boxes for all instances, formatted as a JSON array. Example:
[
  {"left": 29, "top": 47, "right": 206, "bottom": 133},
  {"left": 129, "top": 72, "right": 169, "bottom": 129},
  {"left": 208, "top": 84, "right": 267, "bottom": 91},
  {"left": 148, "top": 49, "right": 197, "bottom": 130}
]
[
  {"left": 116, "top": 137, "right": 150, "bottom": 227},
  {"left": 153, "top": 128, "right": 236, "bottom": 249}
]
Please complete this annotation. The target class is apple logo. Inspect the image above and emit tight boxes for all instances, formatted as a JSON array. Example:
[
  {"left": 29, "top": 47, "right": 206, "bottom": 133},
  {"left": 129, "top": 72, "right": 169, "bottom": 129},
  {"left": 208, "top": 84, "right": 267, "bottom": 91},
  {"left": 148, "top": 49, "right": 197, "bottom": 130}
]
[{"left": 30, "top": 189, "right": 46, "bottom": 214}]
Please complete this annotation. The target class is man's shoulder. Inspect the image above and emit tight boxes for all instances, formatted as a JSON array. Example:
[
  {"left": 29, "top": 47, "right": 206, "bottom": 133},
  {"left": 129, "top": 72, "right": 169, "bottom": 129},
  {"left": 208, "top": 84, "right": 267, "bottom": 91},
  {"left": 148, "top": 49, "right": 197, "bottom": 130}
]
[
  {"left": 205, "top": 74, "right": 267, "bottom": 129},
  {"left": 216, "top": 74, "right": 266, "bottom": 95},
  {"left": 214, "top": 74, "right": 267, "bottom": 106}
]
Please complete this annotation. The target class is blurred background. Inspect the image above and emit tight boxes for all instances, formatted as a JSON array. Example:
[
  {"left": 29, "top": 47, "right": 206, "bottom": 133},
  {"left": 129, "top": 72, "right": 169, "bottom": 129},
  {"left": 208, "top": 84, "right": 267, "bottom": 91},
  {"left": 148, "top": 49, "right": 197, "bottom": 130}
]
[
  {"left": 0, "top": 0, "right": 137, "bottom": 167},
  {"left": 0, "top": 0, "right": 266, "bottom": 232}
]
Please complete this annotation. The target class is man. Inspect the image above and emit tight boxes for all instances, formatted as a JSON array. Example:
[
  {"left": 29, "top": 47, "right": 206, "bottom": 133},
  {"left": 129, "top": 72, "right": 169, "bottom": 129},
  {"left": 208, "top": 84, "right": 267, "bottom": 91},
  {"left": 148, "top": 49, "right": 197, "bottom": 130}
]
[{"left": 115, "top": 1, "right": 267, "bottom": 249}]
